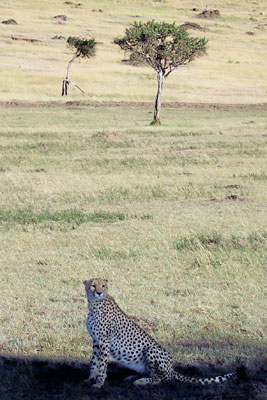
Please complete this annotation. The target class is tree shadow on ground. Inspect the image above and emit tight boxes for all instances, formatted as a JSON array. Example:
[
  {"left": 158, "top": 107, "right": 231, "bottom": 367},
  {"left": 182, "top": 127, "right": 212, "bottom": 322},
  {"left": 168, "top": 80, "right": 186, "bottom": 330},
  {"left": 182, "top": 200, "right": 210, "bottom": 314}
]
[{"left": 0, "top": 351, "right": 266, "bottom": 400}]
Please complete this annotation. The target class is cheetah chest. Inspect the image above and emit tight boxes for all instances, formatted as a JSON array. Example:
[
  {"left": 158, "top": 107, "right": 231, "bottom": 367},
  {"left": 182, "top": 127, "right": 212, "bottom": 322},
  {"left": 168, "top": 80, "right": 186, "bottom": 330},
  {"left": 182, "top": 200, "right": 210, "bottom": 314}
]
[{"left": 86, "top": 313, "right": 104, "bottom": 343}]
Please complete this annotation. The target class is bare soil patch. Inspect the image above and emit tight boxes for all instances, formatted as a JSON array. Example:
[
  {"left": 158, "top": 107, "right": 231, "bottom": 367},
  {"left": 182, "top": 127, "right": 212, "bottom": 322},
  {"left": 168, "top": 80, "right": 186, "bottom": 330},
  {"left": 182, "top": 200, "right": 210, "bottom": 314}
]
[
  {"left": 52, "top": 35, "right": 65, "bottom": 40},
  {"left": 0, "top": 101, "right": 266, "bottom": 111},
  {"left": 224, "top": 184, "right": 242, "bottom": 190},
  {"left": 64, "top": 1, "right": 82, "bottom": 7},
  {"left": 197, "top": 10, "right": 221, "bottom": 19},
  {"left": 180, "top": 22, "right": 204, "bottom": 31},
  {"left": 11, "top": 36, "right": 42, "bottom": 43},
  {"left": 53, "top": 15, "right": 67, "bottom": 21},
  {"left": 177, "top": 172, "right": 193, "bottom": 176},
  {"left": 2, "top": 19, "right": 17, "bottom": 25},
  {"left": 225, "top": 195, "right": 247, "bottom": 201},
  {"left": 210, "top": 195, "right": 249, "bottom": 202}
]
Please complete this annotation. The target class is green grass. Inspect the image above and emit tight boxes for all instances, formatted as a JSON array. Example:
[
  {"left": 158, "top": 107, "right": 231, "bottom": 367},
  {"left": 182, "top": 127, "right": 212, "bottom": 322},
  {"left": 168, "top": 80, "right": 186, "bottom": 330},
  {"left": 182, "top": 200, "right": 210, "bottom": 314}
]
[
  {"left": 240, "top": 172, "right": 267, "bottom": 181},
  {"left": 174, "top": 230, "right": 267, "bottom": 251},
  {"left": 0, "top": 104, "right": 266, "bottom": 399},
  {"left": 0, "top": 207, "right": 153, "bottom": 232},
  {"left": 0, "top": 208, "right": 127, "bottom": 228}
]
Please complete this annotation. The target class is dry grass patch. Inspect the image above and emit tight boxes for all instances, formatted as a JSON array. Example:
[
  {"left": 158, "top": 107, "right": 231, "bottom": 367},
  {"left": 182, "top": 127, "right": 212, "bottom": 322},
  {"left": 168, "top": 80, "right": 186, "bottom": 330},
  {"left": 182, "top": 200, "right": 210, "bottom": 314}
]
[
  {"left": 0, "top": 105, "right": 266, "bottom": 399},
  {"left": 0, "top": 0, "right": 267, "bottom": 103}
]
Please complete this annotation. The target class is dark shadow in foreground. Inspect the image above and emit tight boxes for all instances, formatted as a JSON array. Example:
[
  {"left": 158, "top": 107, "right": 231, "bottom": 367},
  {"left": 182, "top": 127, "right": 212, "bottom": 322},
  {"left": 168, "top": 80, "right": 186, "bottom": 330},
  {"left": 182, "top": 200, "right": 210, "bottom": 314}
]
[{"left": 0, "top": 354, "right": 266, "bottom": 400}]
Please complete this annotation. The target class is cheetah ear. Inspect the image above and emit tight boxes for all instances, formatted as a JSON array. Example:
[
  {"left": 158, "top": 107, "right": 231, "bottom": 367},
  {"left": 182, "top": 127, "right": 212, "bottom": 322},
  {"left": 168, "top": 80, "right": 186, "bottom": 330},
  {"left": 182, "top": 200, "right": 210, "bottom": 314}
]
[
  {"left": 103, "top": 279, "right": 108, "bottom": 285},
  {"left": 83, "top": 280, "right": 88, "bottom": 286}
]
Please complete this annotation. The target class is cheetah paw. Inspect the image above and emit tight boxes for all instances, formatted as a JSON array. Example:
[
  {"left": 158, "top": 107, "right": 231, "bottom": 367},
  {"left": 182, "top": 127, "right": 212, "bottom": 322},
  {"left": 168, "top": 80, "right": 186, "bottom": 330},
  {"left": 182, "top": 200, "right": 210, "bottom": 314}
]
[
  {"left": 82, "top": 377, "right": 97, "bottom": 387},
  {"left": 133, "top": 378, "right": 150, "bottom": 386},
  {"left": 90, "top": 383, "right": 104, "bottom": 390}
]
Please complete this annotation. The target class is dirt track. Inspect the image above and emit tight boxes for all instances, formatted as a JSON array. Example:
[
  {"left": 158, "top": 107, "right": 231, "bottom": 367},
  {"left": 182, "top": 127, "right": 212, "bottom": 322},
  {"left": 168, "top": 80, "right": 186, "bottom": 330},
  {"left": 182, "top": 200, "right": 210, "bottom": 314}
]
[{"left": 0, "top": 101, "right": 266, "bottom": 110}]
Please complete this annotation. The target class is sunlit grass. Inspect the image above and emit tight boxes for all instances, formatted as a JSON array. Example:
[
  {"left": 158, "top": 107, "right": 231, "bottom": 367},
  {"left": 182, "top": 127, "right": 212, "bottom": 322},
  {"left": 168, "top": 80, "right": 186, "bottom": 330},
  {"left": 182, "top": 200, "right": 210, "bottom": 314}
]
[
  {"left": 0, "top": 0, "right": 266, "bottom": 103},
  {"left": 0, "top": 105, "right": 266, "bottom": 372}
]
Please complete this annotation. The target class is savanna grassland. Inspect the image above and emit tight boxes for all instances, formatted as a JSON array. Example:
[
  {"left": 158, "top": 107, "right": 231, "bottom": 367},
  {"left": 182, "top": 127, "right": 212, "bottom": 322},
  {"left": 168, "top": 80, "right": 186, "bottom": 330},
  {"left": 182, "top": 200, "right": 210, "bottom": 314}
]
[
  {"left": 0, "top": 105, "right": 266, "bottom": 399},
  {"left": 0, "top": 0, "right": 267, "bottom": 399},
  {"left": 0, "top": 0, "right": 267, "bottom": 103}
]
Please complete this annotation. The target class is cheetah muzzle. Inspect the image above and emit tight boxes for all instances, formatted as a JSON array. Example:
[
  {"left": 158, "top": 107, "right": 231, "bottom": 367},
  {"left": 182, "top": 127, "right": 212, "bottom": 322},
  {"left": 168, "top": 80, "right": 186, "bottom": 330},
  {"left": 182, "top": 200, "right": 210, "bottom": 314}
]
[{"left": 83, "top": 278, "right": 237, "bottom": 389}]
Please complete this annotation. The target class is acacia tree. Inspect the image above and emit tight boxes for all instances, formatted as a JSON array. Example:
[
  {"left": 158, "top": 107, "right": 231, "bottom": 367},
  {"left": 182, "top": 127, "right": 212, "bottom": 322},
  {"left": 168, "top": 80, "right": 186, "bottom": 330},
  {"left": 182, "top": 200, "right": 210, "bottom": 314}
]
[
  {"left": 62, "top": 36, "right": 96, "bottom": 96},
  {"left": 114, "top": 21, "right": 208, "bottom": 124}
]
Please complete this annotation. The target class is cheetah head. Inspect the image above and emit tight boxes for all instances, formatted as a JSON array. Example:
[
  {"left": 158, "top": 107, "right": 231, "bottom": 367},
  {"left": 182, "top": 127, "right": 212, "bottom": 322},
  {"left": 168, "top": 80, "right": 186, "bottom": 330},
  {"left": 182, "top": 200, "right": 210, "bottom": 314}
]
[{"left": 84, "top": 278, "right": 108, "bottom": 302}]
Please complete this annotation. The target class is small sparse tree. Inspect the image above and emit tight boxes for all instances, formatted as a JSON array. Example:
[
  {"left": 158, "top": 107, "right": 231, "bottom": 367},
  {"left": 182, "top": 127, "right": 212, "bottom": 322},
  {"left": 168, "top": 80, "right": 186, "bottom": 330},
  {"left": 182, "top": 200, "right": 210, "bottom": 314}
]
[
  {"left": 62, "top": 36, "right": 96, "bottom": 96},
  {"left": 114, "top": 21, "right": 208, "bottom": 124}
]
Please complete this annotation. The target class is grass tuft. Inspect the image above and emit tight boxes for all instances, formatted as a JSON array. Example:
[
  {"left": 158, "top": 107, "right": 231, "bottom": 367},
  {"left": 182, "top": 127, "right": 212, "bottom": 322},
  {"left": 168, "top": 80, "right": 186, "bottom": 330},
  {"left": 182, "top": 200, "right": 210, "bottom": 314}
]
[
  {"left": 174, "top": 231, "right": 223, "bottom": 251},
  {"left": 0, "top": 208, "right": 127, "bottom": 226},
  {"left": 150, "top": 120, "right": 161, "bottom": 126},
  {"left": 92, "top": 246, "right": 140, "bottom": 261},
  {"left": 240, "top": 172, "right": 267, "bottom": 181},
  {"left": 174, "top": 231, "right": 267, "bottom": 252}
]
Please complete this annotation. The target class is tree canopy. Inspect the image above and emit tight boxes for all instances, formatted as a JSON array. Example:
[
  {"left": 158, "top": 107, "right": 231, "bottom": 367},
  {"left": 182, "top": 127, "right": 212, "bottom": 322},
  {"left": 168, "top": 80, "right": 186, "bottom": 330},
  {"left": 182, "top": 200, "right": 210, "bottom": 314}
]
[
  {"left": 66, "top": 36, "right": 96, "bottom": 59},
  {"left": 115, "top": 21, "right": 208, "bottom": 123},
  {"left": 115, "top": 21, "right": 207, "bottom": 76}
]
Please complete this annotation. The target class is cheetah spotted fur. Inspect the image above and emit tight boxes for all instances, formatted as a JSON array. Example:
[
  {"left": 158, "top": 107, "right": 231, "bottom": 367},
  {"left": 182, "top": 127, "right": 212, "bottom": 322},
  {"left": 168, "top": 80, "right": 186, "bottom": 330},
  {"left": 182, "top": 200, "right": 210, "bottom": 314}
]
[{"left": 84, "top": 278, "right": 237, "bottom": 389}]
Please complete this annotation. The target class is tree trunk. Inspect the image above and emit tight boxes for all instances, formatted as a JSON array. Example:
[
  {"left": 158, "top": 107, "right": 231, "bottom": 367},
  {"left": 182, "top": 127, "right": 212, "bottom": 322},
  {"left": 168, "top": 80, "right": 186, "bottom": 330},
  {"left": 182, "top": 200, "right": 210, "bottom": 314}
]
[
  {"left": 62, "top": 54, "right": 81, "bottom": 96},
  {"left": 66, "top": 54, "right": 78, "bottom": 81},
  {"left": 153, "top": 70, "right": 165, "bottom": 123}
]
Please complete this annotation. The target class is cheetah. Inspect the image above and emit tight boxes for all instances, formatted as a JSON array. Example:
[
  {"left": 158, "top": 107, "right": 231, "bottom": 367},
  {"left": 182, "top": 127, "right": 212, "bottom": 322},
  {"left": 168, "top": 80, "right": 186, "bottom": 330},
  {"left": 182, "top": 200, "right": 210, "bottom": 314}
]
[{"left": 84, "top": 278, "right": 238, "bottom": 389}]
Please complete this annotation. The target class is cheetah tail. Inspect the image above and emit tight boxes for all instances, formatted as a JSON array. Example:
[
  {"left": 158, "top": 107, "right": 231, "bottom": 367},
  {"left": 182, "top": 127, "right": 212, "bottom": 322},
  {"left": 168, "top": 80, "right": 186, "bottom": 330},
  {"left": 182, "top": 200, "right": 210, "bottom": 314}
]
[{"left": 175, "top": 366, "right": 247, "bottom": 385}]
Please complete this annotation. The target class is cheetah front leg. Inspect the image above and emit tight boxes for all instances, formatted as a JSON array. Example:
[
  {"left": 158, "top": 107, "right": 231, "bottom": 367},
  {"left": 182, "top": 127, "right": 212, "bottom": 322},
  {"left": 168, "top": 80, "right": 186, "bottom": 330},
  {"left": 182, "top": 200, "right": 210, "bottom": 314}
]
[
  {"left": 91, "top": 340, "right": 110, "bottom": 389},
  {"left": 84, "top": 342, "right": 100, "bottom": 384}
]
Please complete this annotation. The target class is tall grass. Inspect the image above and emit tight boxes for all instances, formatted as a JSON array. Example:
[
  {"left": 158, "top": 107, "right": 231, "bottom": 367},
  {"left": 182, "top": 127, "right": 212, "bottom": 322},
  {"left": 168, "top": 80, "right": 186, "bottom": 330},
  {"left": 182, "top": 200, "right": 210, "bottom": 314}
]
[{"left": 0, "top": 105, "right": 266, "bottom": 367}]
